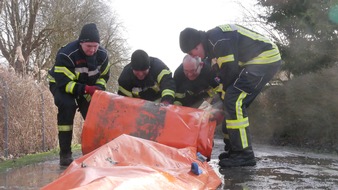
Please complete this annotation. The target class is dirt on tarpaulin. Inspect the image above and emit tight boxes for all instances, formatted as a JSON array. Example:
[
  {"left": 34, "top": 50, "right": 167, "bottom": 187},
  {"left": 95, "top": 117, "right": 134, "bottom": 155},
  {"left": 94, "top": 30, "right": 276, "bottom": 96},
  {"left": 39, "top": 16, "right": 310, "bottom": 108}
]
[{"left": 0, "top": 138, "right": 338, "bottom": 190}]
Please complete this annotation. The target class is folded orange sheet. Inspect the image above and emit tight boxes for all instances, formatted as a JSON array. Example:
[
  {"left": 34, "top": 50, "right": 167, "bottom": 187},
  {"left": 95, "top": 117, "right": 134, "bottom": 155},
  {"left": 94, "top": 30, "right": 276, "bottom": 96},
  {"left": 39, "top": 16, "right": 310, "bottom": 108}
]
[{"left": 42, "top": 134, "right": 221, "bottom": 190}]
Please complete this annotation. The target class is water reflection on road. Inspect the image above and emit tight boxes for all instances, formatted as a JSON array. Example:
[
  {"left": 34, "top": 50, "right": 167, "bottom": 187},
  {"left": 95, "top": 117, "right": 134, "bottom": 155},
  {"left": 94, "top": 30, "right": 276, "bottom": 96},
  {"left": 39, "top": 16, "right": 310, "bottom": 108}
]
[
  {"left": 0, "top": 139, "right": 338, "bottom": 189},
  {"left": 211, "top": 139, "right": 338, "bottom": 189}
]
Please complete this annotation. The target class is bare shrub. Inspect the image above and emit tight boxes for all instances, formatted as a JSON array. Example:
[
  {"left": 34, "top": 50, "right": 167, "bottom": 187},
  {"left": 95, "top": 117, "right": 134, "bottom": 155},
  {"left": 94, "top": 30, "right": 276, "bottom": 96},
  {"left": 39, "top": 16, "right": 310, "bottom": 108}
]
[{"left": 0, "top": 68, "right": 83, "bottom": 158}]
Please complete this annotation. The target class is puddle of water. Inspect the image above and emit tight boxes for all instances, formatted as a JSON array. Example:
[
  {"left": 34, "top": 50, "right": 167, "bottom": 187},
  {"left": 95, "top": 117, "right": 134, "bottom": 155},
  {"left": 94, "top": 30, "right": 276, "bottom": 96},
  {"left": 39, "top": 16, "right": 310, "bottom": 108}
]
[
  {"left": 0, "top": 160, "right": 64, "bottom": 190},
  {"left": 212, "top": 139, "right": 338, "bottom": 189},
  {"left": 0, "top": 139, "right": 338, "bottom": 189}
]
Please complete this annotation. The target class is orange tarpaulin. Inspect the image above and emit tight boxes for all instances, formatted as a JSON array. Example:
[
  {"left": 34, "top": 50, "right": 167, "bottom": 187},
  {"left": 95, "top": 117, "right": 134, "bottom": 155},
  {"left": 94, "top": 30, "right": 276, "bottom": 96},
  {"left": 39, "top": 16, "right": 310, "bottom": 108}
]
[
  {"left": 42, "top": 134, "right": 222, "bottom": 189},
  {"left": 81, "top": 91, "right": 217, "bottom": 159}
]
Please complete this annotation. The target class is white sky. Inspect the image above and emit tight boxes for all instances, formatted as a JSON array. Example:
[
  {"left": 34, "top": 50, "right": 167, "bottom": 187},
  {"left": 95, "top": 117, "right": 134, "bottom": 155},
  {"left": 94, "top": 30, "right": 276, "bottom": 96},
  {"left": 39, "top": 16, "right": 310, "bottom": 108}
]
[{"left": 110, "top": 0, "right": 256, "bottom": 72}]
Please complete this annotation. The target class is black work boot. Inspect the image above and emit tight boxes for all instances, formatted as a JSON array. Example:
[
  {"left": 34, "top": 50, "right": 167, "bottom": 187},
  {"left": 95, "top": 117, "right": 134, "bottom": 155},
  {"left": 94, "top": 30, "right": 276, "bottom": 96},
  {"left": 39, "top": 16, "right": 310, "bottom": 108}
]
[
  {"left": 219, "top": 148, "right": 256, "bottom": 168},
  {"left": 60, "top": 152, "right": 73, "bottom": 166},
  {"left": 58, "top": 131, "right": 73, "bottom": 166},
  {"left": 218, "top": 138, "right": 232, "bottom": 160}
]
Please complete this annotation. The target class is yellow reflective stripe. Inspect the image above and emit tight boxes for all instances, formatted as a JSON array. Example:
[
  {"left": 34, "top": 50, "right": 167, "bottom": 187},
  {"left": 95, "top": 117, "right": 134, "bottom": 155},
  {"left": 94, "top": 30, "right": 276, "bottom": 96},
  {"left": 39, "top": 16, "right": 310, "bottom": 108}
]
[
  {"left": 162, "top": 89, "right": 175, "bottom": 98},
  {"left": 47, "top": 74, "right": 55, "bottom": 83},
  {"left": 244, "top": 48, "right": 281, "bottom": 65},
  {"left": 218, "top": 24, "right": 234, "bottom": 32},
  {"left": 118, "top": 86, "right": 133, "bottom": 97},
  {"left": 235, "top": 91, "right": 247, "bottom": 119},
  {"left": 174, "top": 101, "right": 182, "bottom": 106},
  {"left": 83, "top": 94, "right": 91, "bottom": 102},
  {"left": 217, "top": 54, "right": 235, "bottom": 68},
  {"left": 54, "top": 66, "right": 76, "bottom": 80},
  {"left": 237, "top": 25, "right": 271, "bottom": 44},
  {"left": 101, "top": 63, "right": 110, "bottom": 75},
  {"left": 241, "top": 127, "right": 249, "bottom": 148},
  {"left": 157, "top": 69, "right": 171, "bottom": 83},
  {"left": 58, "top": 125, "right": 73, "bottom": 132},
  {"left": 95, "top": 78, "right": 107, "bottom": 87},
  {"left": 214, "top": 84, "right": 223, "bottom": 93},
  {"left": 226, "top": 117, "right": 249, "bottom": 148},
  {"left": 214, "top": 84, "right": 226, "bottom": 100},
  {"left": 132, "top": 91, "right": 139, "bottom": 97},
  {"left": 151, "top": 83, "right": 160, "bottom": 92},
  {"left": 65, "top": 81, "right": 76, "bottom": 94},
  {"left": 207, "top": 87, "right": 218, "bottom": 97},
  {"left": 226, "top": 117, "right": 249, "bottom": 128},
  {"left": 175, "top": 92, "right": 185, "bottom": 98},
  {"left": 75, "top": 72, "right": 80, "bottom": 80}
]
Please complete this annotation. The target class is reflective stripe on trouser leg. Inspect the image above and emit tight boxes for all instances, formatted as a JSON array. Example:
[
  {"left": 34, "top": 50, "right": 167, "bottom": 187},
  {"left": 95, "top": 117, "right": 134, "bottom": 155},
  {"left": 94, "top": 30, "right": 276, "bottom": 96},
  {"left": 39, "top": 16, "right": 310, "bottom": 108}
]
[
  {"left": 58, "top": 125, "right": 73, "bottom": 132},
  {"left": 226, "top": 117, "right": 250, "bottom": 150},
  {"left": 58, "top": 125, "right": 73, "bottom": 155},
  {"left": 225, "top": 91, "right": 251, "bottom": 150}
]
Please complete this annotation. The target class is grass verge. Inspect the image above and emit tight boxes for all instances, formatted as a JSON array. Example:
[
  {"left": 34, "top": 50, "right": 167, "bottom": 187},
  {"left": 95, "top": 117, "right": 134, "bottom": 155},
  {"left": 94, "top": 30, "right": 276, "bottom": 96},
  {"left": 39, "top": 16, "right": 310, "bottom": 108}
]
[{"left": 0, "top": 144, "right": 81, "bottom": 173}]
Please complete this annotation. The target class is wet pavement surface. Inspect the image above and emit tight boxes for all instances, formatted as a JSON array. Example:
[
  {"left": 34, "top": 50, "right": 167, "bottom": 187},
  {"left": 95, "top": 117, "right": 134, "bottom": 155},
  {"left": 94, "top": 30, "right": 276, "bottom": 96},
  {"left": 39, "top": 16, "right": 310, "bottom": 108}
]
[{"left": 1, "top": 138, "right": 338, "bottom": 189}]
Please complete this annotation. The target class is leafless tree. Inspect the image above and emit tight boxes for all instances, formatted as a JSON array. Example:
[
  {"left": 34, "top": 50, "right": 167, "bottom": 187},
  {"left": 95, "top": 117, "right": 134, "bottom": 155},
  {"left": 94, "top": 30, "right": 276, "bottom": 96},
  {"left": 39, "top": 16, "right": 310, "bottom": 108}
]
[{"left": 0, "top": 0, "right": 128, "bottom": 86}]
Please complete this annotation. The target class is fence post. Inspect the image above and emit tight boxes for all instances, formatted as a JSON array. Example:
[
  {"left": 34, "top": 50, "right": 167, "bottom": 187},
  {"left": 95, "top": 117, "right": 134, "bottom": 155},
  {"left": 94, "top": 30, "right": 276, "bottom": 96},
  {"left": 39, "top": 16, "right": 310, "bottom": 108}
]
[{"left": 0, "top": 76, "right": 9, "bottom": 158}]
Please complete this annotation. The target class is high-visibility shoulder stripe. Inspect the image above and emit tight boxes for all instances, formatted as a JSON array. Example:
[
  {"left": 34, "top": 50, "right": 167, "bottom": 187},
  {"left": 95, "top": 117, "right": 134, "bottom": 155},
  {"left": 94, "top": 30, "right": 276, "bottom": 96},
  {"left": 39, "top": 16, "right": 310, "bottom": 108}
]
[
  {"left": 236, "top": 25, "right": 271, "bottom": 44},
  {"left": 54, "top": 66, "right": 76, "bottom": 80},
  {"left": 101, "top": 63, "right": 111, "bottom": 76},
  {"left": 157, "top": 69, "right": 171, "bottom": 83}
]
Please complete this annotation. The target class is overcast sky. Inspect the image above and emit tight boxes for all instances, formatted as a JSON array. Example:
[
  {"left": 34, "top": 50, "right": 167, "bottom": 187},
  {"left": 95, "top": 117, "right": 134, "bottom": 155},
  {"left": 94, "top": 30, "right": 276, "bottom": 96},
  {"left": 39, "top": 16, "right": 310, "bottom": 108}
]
[{"left": 110, "top": 0, "right": 256, "bottom": 72}]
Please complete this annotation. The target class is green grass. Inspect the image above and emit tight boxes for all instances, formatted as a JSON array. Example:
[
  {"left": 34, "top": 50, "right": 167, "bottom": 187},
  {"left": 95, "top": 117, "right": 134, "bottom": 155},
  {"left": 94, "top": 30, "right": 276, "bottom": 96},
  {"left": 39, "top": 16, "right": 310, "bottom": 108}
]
[{"left": 0, "top": 144, "right": 81, "bottom": 173}]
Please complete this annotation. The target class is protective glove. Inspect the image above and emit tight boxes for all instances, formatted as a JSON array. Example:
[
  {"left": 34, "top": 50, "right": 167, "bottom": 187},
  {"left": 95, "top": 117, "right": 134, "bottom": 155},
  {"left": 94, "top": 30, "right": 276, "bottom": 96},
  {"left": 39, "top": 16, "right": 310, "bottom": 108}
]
[{"left": 85, "top": 85, "right": 101, "bottom": 96}]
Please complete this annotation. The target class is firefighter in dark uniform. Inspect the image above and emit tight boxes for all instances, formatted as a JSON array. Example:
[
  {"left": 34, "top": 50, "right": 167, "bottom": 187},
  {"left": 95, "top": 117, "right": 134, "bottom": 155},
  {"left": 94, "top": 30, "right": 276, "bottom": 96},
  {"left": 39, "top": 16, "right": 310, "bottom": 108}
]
[
  {"left": 118, "top": 49, "right": 176, "bottom": 104},
  {"left": 48, "top": 23, "right": 110, "bottom": 166},
  {"left": 179, "top": 24, "right": 282, "bottom": 167},
  {"left": 173, "top": 54, "right": 221, "bottom": 108}
]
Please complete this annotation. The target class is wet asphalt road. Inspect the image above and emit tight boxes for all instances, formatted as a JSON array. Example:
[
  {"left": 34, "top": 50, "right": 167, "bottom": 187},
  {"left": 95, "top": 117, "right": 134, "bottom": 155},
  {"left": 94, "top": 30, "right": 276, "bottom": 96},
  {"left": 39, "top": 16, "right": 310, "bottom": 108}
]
[
  {"left": 211, "top": 139, "right": 338, "bottom": 189},
  {"left": 1, "top": 138, "right": 338, "bottom": 189}
]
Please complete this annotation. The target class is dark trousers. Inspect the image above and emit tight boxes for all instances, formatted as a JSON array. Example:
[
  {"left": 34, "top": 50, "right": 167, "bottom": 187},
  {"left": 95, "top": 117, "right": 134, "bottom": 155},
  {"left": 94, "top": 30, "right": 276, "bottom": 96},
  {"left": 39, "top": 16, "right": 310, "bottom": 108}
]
[
  {"left": 49, "top": 83, "right": 90, "bottom": 155},
  {"left": 222, "top": 61, "right": 281, "bottom": 151}
]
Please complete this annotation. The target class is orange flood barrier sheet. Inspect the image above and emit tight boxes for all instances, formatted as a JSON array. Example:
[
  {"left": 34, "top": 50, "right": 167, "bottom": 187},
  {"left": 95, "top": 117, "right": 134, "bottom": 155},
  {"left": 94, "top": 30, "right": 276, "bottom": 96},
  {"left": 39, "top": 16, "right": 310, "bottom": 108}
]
[
  {"left": 42, "top": 134, "right": 221, "bottom": 189},
  {"left": 81, "top": 91, "right": 217, "bottom": 159}
]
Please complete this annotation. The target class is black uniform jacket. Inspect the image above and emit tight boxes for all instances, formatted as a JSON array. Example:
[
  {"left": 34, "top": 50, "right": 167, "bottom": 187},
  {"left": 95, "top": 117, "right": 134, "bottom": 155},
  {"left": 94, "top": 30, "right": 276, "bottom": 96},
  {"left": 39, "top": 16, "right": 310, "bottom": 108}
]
[
  {"left": 174, "top": 63, "right": 219, "bottom": 107},
  {"left": 118, "top": 57, "right": 176, "bottom": 103},
  {"left": 205, "top": 24, "right": 281, "bottom": 90},
  {"left": 48, "top": 40, "right": 110, "bottom": 97}
]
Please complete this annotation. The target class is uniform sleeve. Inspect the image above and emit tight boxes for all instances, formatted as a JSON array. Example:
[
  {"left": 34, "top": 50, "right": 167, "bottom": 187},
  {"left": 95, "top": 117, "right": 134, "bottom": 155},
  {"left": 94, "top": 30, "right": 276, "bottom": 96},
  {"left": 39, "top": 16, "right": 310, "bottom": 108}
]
[
  {"left": 154, "top": 59, "right": 176, "bottom": 104},
  {"left": 53, "top": 53, "right": 86, "bottom": 96},
  {"left": 173, "top": 66, "right": 185, "bottom": 106},
  {"left": 208, "top": 29, "right": 240, "bottom": 90},
  {"left": 117, "top": 68, "right": 134, "bottom": 97},
  {"left": 95, "top": 53, "right": 110, "bottom": 90}
]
